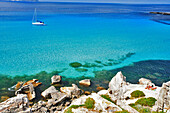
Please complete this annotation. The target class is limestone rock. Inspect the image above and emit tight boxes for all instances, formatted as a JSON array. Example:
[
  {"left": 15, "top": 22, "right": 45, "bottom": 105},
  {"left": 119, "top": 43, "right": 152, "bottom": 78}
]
[
  {"left": 96, "top": 86, "right": 105, "bottom": 91},
  {"left": 15, "top": 83, "right": 36, "bottom": 100},
  {"left": 31, "top": 101, "right": 48, "bottom": 112},
  {"left": 47, "top": 93, "right": 67, "bottom": 106},
  {"left": 60, "top": 84, "right": 82, "bottom": 98},
  {"left": 139, "top": 78, "right": 155, "bottom": 86},
  {"left": 51, "top": 75, "right": 62, "bottom": 84},
  {"left": 153, "top": 81, "right": 170, "bottom": 112},
  {"left": 79, "top": 79, "right": 91, "bottom": 86},
  {"left": 41, "top": 86, "right": 58, "bottom": 98},
  {"left": 63, "top": 93, "right": 122, "bottom": 113},
  {"left": 23, "top": 79, "right": 42, "bottom": 87},
  {"left": 84, "top": 91, "right": 91, "bottom": 95},
  {"left": 41, "top": 86, "right": 67, "bottom": 106},
  {"left": 15, "top": 82, "right": 24, "bottom": 90},
  {"left": 0, "top": 94, "right": 30, "bottom": 113},
  {"left": 117, "top": 100, "right": 139, "bottom": 113},
  {"left": 108, "top": 71, "right": 127, "bottom": 101}
]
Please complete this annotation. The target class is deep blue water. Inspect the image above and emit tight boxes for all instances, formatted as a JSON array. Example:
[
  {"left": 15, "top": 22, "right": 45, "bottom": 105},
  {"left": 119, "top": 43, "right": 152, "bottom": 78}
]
[{"left": 0, "top": 2, "right": 170, "bottom": 77}]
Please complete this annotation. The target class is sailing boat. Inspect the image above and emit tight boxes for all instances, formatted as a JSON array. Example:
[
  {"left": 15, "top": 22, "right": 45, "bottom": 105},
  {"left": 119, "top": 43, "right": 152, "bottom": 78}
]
[{"left": 32, "top": 8, "right": 45, "bottom": 25}]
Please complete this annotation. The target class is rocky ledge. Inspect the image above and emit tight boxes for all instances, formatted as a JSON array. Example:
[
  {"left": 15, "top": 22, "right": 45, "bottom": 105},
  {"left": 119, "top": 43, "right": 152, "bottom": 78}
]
[{"left": 0, "top": 72, "right": 169, "bottom": 113}]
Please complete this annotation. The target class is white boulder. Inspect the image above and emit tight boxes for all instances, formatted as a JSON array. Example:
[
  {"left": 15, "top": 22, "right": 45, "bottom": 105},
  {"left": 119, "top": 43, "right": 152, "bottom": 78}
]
[{"left": 108, "top": 71, "right": 127, "bottom": 101}]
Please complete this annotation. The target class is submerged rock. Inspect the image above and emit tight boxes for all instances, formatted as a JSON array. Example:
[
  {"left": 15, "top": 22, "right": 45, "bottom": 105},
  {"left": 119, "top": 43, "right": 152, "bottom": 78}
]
[
  {"left": 153, "top": 81, "right": 170, "bottom": 112},
  {"left": 0, "top": 96, "right": 9, "bottom": 102},
  {"left": 108, "top": 71, "right": 127, "bottom": 101},
  {"left": 51, "top": 75, "right": 62, "bottom": 84},
  {"left": 79, "top": 79, "right": 91, "bottom": 86},
  {"left": 0, "top": 94, "right": 30, "bottom": 113}
]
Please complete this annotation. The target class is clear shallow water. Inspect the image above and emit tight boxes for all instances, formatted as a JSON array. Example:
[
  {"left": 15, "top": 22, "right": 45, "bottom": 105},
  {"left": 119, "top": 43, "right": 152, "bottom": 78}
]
[{"left": 0, "top": 2, "right": 170, "bottom": 77}]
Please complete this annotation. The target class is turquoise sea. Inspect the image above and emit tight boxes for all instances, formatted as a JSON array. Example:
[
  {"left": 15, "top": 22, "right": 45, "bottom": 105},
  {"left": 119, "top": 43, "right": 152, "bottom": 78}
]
[{"left": 0, "top": 2, "right": 170, "bottom": 77}]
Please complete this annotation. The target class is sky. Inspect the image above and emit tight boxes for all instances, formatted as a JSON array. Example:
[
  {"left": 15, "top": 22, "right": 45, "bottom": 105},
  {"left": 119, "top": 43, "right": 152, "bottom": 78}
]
[{"left": 39, "top": 0, "right": 170, "bottom": 4}]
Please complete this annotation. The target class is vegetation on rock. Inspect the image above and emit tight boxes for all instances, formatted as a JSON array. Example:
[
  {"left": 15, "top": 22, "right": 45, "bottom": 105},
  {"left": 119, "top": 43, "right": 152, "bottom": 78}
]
[
  {"left": 84, "top": 97, "right": 95, "bottom": 109},
  {"left": 64, "top": 97, "right": 95, "bottom": 112},
  {"left": 130, "top": 90, "right": 145, "bottom": 98},
  {"left": 70, "top": 105, "right": 85, "bottom": 109},
  {"left": 64, "top": 107, "right": 73, "bottom": 113},
  {"left": 115, "top": 110, "right": 129, "bottom": 113},
  {"left": 135, "top": 97, "right": 157, "bottom": 107},
  {"left": 101, "top": 94, "right": 116, "bottom": 104},
  {"left": 129, "top": 104, "right": 152, "bottom": 113}
]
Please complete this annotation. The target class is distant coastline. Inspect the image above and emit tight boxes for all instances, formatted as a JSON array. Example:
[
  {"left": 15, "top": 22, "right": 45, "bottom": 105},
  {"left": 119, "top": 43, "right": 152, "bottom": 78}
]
[{"left": 0, "top": 0, "right": 38, "bottom": 2}]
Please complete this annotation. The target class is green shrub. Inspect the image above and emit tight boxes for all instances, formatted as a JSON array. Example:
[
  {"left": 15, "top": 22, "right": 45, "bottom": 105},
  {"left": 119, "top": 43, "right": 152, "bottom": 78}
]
[
  {"left": 129, "top": 103, "right": 135, "bottom": 108},
  {"left": 129, "top": 104, "right": 152, "bottom": 113},
  {"left": 131, "top": 90, "right": 145, "bottom": 98},
  {"left": 135, "top": 97, "right": 157, "bottom": 107},
  {"left": 64, "top": 107, "right": 73, "bottom": 113},
  {"left": 69, "top": 62, "right": 82, "bottom": 68},
  {"left": 152, "top": 111, "right": 165, "bottom": 113},
  {"left": 84, "top": 97, "right": 95, "bottom": 109},
  {"left": 70, "top": 105, "right": 85, "bottom": 109},
  {"left": 139, "top": 108, "right": 151, "bottom": 113},
  {"left": 115, "top": 110, "right": 129, "bottom": 113},
  {"left": 101, "top": 94, "right": 116, "bottom": 104}
]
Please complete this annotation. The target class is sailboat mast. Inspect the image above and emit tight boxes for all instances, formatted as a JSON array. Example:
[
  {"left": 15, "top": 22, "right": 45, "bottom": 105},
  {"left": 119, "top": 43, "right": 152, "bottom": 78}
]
[
  {"left": 35, "top": 8, "right": 37, "bottom": 22},
  {"left": 32, "top": 8, "right": 37, "bottom": 23}
]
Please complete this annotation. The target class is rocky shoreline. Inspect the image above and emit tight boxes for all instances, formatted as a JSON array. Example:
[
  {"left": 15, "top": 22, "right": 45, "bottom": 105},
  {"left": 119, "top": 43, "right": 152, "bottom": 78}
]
[
  {"left": 0, "top": 72, "right": 169, "bottom": 113},
  {"left": 0, "top": 60, "right": 170, "bottom": 104}
]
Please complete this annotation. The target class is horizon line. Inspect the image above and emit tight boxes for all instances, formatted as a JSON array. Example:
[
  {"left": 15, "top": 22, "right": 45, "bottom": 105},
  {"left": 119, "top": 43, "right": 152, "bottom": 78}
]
[{"left": 1, "top": 1, "right": 170, "bottom": 5}]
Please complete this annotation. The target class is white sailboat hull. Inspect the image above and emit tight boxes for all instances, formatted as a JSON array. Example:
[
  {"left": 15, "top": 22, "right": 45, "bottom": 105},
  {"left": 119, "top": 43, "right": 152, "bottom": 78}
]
[{"left": 32, "top": 22, "right": 45, "bottom": 25}]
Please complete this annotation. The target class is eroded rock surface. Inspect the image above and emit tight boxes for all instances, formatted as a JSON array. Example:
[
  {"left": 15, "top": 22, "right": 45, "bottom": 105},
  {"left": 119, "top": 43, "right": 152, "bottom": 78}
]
[
  {"left": 0, "top": 94, "right": 30, "bottom": 113},
  {"left": 15, "top": 83, "right": 36, "bottom": 100},
  {"left": 79, "top": 79, "right": 91, "bottom": 86},
  {"left": 63, "top": 93, "right": 122, "bottom": 113},
  {"left": 60, "top": 84, "right": 82, "bottom": 98},
  {"left": 108, "top": 71, "right": 127, "bottom": 101},
  {"left": 153, "top": 81, "right": 170, "bottom": 112},
  {"left": 51, "top": 75, "right": 62, "bottom": 84},
  {"left": 139, "top": 78, "right": 155, "bottom": 86},
  {"left": 41, "top": 86, "right": 67, "bottom": 106}
]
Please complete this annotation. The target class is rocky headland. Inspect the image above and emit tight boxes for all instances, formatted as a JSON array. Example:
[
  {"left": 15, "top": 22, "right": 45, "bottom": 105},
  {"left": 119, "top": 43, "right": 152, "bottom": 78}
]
[
  {"left": 0, "top": 71, "right": 169, "bottom": 113},
  {"left": 150, "top": 12, "right": 170, "bottom": 15}
]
